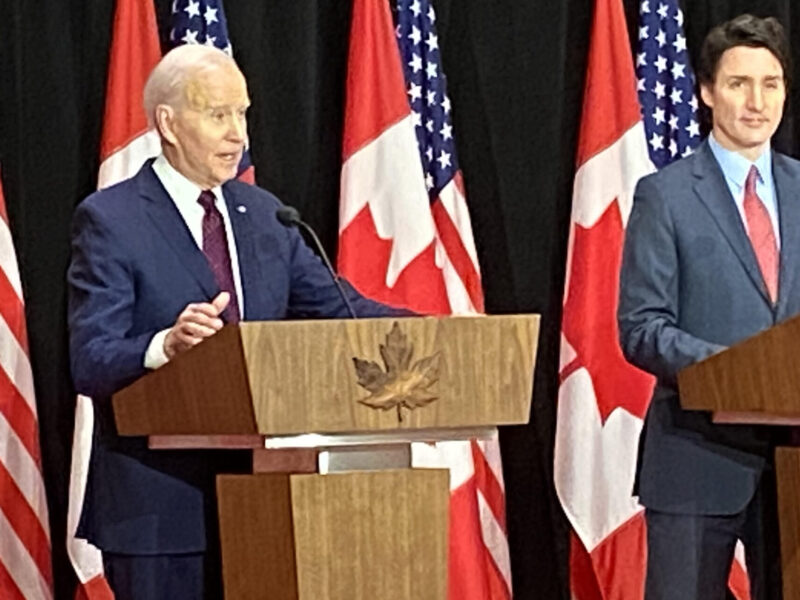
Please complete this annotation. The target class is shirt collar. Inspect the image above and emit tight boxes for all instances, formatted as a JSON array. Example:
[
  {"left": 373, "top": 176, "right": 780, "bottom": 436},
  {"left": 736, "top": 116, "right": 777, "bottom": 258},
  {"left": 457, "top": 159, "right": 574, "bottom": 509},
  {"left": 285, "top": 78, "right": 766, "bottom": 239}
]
[
  {"left": 152, "top": 154, "right": 224, "bottom": 206},
  {"left": 708, "top": 131, "right": 772, "bottom": 189}
]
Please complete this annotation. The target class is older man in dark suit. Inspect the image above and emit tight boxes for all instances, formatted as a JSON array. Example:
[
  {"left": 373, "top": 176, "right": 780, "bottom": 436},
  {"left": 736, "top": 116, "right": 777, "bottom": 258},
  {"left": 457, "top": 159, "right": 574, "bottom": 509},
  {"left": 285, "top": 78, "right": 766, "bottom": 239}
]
[
  {"left": 619, "top": 14, "right": 798, "bottom": 600},
  {"left": 68, "top": 44, "right": 402, "bottom": 600}
]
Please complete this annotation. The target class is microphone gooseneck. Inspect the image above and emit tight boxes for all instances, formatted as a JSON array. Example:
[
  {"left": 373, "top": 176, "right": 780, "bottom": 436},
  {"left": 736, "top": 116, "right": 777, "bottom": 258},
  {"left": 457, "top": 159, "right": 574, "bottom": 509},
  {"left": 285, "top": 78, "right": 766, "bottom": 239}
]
[{"left": 275, "top": 205, "right": 358, "bottom": 319}]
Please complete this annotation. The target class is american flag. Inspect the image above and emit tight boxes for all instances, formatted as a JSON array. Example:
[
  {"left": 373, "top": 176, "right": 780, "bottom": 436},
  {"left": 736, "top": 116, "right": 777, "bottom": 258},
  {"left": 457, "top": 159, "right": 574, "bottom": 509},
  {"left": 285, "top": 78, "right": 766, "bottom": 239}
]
[
  {"left": 170, "top": 0, "right": 232, "bottom": 54},
  {"left": 635, "top": 0, "right": 701, "bottom": 166},
  {"left": 394, "top": 0, "right": 483, "bottom": 312},
  {"left": 0, "top": 168, "right": 52, "bottom": 599},
  {"left": 169, "top": 0, "right": 255, "bottom": 181},
  {"left": 396, "top": 0, "right": 457, "bottom": 197},
  {"left": 339, "top": 0, "right": 506, "bottom": 597}
]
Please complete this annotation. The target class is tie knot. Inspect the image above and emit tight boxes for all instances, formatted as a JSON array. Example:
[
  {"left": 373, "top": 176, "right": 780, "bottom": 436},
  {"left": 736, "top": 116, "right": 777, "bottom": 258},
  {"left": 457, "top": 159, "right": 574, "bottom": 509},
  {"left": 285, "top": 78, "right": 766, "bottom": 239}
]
[
  {"left": 198, "top": 190, "right": 216, "bottom": 212},
  {"left": 745, "top": 165, "right": 760, "bottom": 196}
]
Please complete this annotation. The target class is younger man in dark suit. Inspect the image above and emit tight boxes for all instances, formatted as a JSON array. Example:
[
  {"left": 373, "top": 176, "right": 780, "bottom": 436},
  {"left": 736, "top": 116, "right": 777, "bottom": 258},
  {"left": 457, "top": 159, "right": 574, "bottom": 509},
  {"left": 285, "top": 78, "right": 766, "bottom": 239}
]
[{"left": 619, "top": 14, "right": 796, "bottom": 600}]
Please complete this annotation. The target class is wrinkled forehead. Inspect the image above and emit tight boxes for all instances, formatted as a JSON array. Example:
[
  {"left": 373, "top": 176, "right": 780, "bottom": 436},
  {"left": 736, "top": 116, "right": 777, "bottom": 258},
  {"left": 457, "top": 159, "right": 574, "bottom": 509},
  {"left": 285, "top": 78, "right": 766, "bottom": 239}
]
[{"left": 182, "top": 63, "right": 250, "bottom": 111}]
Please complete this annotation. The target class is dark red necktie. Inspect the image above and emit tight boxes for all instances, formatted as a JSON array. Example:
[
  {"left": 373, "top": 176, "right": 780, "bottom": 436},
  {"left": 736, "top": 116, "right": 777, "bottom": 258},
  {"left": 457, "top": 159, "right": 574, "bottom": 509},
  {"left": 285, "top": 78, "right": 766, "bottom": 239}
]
[
  {"left": 743, "top": 166, "right": 779, "bottom": 303},
  {"left": 197, "top": 190, "right": 240, "bottom": 323}
]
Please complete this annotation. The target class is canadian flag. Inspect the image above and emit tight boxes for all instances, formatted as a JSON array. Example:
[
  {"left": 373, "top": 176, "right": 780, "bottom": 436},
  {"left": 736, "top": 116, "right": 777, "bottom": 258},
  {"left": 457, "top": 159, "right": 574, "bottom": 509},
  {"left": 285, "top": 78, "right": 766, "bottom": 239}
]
[
  {"left": 554, "top": 0, "right": 751, "bottom": 598},
  {"left": 66, "top": 0, "right": 160, "bottom": 598}
]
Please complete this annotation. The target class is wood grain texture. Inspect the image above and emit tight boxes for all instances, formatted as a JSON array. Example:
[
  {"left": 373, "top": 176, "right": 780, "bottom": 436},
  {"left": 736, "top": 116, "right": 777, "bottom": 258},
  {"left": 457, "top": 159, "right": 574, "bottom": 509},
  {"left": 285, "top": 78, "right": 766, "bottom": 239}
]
[
  {"left": 216, "top": 474, "right": 299, "bottom": 600},
  {"left": 113, "top": 315, "right": 538, "bottom": 436},
  {"left": 290, "top": 469, "right": 449, "bottom": 600},
  {"left": 776, "top": 448, "right": 800, "bottom": 600},
  {"left": 113, "top": 325, "right": 258, "bottom": 435},
  {"left": 678, "top": 314, "right": 800, "bottom": 415},
  {"left": 241, "top": 315, "right": 538, "bottom": 434}
]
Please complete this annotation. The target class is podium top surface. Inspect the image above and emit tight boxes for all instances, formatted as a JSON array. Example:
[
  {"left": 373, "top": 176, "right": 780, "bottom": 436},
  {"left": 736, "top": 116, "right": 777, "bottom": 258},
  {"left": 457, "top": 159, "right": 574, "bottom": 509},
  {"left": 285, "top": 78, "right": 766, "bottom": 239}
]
[{"left": 679, "top": 312, "right": 800, "bottom": 416}]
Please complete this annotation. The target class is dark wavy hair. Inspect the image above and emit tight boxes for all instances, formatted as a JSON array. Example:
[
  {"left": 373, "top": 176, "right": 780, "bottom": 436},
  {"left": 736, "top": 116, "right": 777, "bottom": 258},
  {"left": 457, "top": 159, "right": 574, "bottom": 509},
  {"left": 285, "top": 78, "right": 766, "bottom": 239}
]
[{"left": 697, "top": 14, "right": 791, "bottom": 89}]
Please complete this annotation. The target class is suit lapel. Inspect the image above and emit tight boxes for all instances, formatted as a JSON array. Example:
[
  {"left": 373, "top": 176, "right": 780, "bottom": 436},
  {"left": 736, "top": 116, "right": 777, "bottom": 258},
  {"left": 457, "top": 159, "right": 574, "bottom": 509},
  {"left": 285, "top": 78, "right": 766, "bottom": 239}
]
[
  {"left": 774, "top": 153, "right": 800, "bottom": 317},
  {"left": 223, "top": 183, "right": 282, "bottom": 319},
  {"left": 138, "top": 163, "right": 219, "bottom": 301},
  {"left": 692, "top": 142, "right": 773, "bottom": 306}
]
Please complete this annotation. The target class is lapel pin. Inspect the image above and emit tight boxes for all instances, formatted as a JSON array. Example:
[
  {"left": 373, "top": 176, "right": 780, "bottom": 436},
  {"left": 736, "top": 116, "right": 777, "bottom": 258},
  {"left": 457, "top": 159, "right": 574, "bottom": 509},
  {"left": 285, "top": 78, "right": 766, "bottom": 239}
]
[{"left": 236, "top": 205, "right": 247, "bottom": 214}]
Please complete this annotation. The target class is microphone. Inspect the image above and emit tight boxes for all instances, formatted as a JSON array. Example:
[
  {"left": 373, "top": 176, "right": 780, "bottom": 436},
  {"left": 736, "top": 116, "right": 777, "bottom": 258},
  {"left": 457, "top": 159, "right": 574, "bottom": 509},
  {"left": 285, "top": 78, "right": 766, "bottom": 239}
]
[{"left": 276, "top": 206, "right": 358, "bottom": 319}]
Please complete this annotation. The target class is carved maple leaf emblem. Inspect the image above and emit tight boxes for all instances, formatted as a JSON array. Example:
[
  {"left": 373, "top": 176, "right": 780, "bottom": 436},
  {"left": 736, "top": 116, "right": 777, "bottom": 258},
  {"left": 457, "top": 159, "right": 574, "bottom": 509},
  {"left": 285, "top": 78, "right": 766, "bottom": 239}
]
[{"left": 353, "top": 322, "right": 440, "bottom": 422}]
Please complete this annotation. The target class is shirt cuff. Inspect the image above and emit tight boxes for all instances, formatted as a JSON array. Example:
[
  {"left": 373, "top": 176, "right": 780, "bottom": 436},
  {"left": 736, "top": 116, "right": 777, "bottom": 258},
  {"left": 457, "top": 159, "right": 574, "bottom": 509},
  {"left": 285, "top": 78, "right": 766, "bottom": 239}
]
[{"left": 144, "top": 329, "right": 170, "bottom": 370}]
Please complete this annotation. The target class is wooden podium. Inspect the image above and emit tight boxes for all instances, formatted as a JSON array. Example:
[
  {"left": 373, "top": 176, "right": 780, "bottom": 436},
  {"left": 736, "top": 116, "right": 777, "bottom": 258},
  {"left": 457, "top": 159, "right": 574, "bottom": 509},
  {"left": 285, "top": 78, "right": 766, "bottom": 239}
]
[
  {"left": 678, "top": 313, "right": 800, "bottom": 599},
  {"left": 112, "top": 315, "right": 539, "bottom": 599}
]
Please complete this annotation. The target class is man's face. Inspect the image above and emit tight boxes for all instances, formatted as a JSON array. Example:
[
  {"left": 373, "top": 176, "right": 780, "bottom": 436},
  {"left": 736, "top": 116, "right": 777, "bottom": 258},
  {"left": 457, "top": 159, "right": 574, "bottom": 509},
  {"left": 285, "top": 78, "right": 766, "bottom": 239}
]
[
  {"left": 700, "top": 45, "right": 786, "bottom": 160},
  {"left": 166, "top": 62, "right": 250, "bottom": 189}
]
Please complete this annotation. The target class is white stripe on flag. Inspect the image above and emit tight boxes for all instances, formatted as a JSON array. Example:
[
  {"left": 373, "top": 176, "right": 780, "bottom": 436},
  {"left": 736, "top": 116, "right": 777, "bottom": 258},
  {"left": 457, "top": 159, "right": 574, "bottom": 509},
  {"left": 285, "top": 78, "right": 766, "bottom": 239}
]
[
  {"left": 97, "top": 130, "right": 161, "bottom": 190},
  {"left": 0, "top": 510, "right": 52, "bottom": 600},
  {"left": 435, "top": 241, "right": 476, "bottom": 315},
  {"left": 437, "top": 178, "right": 480, "bottom": 272},
  {"left": 476, "top": 435, "right": 505, "bottom": 493},
  {"left": 0, "top": 413, "right": 49, "bottom": 532},
  {"left": 477, "top": 489, "right": 512, "bottom": 591},
  {"left": 66, "top": 395, "right": 104, "bottom": 584},
  {"left": 0, "top": 218, "right": 23, "bottom": 299},
  {"left": 0, "top": 315, "right": 37, "bottom": 414}
]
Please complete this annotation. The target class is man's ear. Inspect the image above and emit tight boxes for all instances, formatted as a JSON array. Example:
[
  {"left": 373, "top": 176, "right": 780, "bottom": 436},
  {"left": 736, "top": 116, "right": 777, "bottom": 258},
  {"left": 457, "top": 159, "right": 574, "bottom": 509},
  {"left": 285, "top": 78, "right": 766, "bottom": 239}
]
[
  {"left": 155, "top": 104, "right": 178, "bottom": 146},
  {"left": 699, "top": 83, "right": 714, "bottom": 110}
]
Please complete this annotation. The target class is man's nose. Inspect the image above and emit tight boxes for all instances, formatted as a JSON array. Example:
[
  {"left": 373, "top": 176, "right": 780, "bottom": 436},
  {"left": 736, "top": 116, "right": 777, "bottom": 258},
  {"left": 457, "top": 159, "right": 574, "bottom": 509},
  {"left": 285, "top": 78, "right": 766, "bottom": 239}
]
[
  {"left": 228, "top": 116, "right": 245, "bottom": 141},
  {"left": 747, "top": 85, "right": 766, "bottom": 112}
]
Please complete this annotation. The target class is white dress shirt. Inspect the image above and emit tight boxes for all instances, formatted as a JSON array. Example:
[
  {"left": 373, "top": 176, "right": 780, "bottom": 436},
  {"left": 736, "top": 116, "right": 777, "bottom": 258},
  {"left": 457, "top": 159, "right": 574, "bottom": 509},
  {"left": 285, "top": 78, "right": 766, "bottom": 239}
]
[{"left": 144, "top": 155, "right": 245, "bottom": 369}]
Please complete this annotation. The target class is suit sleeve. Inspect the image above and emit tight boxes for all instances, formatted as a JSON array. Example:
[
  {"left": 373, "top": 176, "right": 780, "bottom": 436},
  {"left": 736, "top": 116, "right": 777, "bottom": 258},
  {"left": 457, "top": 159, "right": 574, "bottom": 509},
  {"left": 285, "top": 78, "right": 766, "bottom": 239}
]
[
  {"left": 285, "top": 227, "right": 409, "bottom": 318},
  {"left": 67, "top": 201, "right": 154, "bottom": 398},
  {"left": 618, "top": 177, "right": 725, "bottom": 386}
]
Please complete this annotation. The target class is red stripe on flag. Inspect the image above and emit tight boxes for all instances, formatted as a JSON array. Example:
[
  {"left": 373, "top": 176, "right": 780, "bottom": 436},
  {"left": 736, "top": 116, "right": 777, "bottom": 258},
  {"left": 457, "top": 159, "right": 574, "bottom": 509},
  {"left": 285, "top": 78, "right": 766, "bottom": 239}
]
[
  {"left": 448, "top": 480, "right": 509, "bottom": 600},
  {"left": 74, "top": 574, "right": 115, "bottom": 600},
  {"left": 0, "top": 267, "right": 29, "bottom": 352},
  {"left": 0, "top": 368, "right": 41, "bottom": 468},
  {"left": 431, "top": 197, "right": 484, "bottom": 312},
  {"left": 99, "top": 0, "right": 160, "bottom": 161},
  {"left": 0, "top": 558, "right": 26, "bottom": 600},
  {"left": 339, "top": 206, "right": 451, "bottom": 314},
  {"left": 470, "top": 441, "right": 506, "bottom": 531},
  {"left": 576, "top": 0, "right": 643, "bottom": 167},
  {"left": 728, "top": 554, "right": 751, "bottom": 600},
  {"left": 0, "top": 462, "right": 52, "bottom": 588},
  {"left": 342, "top": 0, "right": 411, "bottom": 161}
]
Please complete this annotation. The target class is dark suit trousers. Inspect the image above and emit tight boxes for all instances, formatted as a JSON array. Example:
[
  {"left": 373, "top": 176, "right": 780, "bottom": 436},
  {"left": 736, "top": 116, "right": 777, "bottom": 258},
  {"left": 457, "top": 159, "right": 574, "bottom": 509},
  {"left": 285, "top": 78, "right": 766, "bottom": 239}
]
[{"left": 644, "top": 468, "right": 782, "bottom": 600}]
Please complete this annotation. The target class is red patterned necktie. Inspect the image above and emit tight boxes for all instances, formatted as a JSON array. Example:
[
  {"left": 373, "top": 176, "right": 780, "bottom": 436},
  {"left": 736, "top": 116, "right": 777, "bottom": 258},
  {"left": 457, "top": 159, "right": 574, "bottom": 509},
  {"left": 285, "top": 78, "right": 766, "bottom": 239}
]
[
  {"left": 743, "top": 166, "right": 779, "bottom": 303},
  {"left": 197, "top": 190, "right": 240, "bottom": 323}
]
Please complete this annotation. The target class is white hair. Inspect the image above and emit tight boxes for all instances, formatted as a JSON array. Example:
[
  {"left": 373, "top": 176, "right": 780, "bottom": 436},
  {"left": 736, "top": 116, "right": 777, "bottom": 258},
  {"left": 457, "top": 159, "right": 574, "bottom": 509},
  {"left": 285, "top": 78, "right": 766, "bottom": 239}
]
[{"left": 143, "top": 44, "right": 239, "bottom": 127}]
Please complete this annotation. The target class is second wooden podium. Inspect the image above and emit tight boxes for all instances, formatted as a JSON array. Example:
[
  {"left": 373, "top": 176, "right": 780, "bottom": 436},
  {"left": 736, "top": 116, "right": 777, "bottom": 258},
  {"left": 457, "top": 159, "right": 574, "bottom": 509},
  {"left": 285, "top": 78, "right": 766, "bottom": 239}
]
[
  {"left": 679, "top": 313, "right": 800, "bottom": 600},
  {"left": 112, "top": 315, "right": 539, "bottom": 599}
]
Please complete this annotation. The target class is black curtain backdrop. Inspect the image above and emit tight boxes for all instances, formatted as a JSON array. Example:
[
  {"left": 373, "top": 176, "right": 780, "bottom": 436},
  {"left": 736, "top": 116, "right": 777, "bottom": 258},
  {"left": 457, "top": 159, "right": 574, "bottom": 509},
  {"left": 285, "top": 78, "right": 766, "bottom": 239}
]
[{"left": 1, "top": 1, "right": 798, "bottom": 598}]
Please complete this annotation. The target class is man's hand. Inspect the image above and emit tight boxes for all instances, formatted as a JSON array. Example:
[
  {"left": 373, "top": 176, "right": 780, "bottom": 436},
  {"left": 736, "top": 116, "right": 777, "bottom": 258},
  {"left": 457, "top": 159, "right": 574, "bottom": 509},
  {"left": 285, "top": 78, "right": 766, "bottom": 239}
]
[{"left": 163, "top": 292, "right": 230, "bottom": 359}]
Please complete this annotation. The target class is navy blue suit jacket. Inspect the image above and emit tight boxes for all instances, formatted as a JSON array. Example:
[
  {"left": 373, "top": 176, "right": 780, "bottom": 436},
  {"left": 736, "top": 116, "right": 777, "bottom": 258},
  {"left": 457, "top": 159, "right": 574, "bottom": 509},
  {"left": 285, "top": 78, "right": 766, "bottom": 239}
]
[
  {"left": 68, "top": 161, "right": 403, "bottom": 554},
  {"left": 619, "top": 140, "right": 800, "bottom": 516}
]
